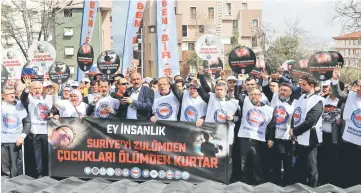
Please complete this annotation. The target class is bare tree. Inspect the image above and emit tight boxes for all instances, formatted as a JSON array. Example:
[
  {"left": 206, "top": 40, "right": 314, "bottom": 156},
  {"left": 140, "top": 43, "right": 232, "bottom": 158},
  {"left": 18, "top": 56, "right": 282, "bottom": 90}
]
[
  {"left": 284, "top": 18, "right": 307, "bottom": 37},
  {"left": 1, "top": 0, "right": 80, "bottom": 60},
  {"left": 333, "top": 0, "right": 361, "bottom": 33}
]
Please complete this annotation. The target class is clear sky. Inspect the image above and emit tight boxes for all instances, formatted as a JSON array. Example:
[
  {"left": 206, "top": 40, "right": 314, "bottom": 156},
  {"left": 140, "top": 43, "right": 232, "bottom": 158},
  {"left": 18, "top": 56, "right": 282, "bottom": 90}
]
[{"left": 262, "top": 0, "right": 344, "bottom": 45}]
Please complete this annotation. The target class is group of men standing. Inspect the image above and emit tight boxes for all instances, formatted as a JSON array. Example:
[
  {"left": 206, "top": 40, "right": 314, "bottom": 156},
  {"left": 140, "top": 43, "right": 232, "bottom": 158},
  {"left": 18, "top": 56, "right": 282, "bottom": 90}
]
[{"left": 2, "top": 65, "right": 361, "bottom": 188}]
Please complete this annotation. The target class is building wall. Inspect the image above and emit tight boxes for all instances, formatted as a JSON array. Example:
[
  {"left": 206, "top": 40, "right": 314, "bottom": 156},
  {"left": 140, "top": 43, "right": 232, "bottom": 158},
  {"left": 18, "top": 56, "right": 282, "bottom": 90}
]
[
  {"left": 334, "top": 39, "right": 361, "bottom": 67},
  {"left": 54, "top": 1, "right": 112, "bottom": 79}
]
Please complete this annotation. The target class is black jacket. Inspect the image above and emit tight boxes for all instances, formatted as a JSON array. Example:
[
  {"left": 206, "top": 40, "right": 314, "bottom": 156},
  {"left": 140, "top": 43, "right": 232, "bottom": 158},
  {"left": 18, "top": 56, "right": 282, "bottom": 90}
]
[
  {"left": 292, "top": 94, "right": 323, "bottom": 147},
  {"left": 114, "top": 86, "right": 154, "bottom": 120}
]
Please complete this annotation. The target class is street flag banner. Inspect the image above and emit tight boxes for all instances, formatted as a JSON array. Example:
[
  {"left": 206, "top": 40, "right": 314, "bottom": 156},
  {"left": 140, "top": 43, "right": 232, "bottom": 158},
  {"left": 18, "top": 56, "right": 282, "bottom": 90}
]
[
  {"left": 122, "top": 0, "right": 147, "bottom": 76},
  {"left": 77, "top": 0, "right": 99, "bottom": 81},
  {"left": 48, "top": 118, "right": 231, "bottom": 184},
  {"left": 156, "top": 0, "right": 180, "bottom": 77}
]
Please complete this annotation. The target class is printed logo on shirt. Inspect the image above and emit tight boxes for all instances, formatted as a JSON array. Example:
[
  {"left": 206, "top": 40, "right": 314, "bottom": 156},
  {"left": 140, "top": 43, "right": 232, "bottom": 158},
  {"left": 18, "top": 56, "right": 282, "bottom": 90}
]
[
  {"left": 184, "top": 105, "right": 198, "bottom": 122},
  {"left": 156, "top": 103, "right": 173, "bottom": 119},
  {"left": 95, "top": 104, "right": 110, "bottom": 118},
  {"left": 2, "top": 113, "right": 20, "bottom": 129},
  {"left": 34, "top": 103, "right": 49, "bottom": 121},
  {"left": 214, "top": 109, "right": 227, "bottom": 123},
  {"left": 246, "top": 108, "right": 266, "bottom": 127},
  {"left": 293, "top": 107, "right": 302, "bottom": 125},
  {"left": 274, "top": 106, "right": 289, "bottom": 126},
  {"left": 351, "top": 109, "right": 361, "bottom": 128}
]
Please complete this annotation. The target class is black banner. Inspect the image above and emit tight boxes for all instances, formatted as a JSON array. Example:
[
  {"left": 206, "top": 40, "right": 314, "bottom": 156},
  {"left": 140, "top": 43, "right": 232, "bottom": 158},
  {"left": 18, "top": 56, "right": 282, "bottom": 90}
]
[{"left": 48, "top": 118, "right": 231, "bottom": 184}]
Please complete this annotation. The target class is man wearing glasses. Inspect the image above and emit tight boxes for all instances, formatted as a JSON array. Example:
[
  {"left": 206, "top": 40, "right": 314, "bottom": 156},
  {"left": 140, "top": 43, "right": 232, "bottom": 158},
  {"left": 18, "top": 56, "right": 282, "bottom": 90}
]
[
  {"left": 1, "top": 86, "right": 30, "bottom": 177},
  {"left": 48, "top": 125, "right": 75, "bottom": 149},
  {"left": 119, "top": 73, "right": 154, "bottom": 120}
]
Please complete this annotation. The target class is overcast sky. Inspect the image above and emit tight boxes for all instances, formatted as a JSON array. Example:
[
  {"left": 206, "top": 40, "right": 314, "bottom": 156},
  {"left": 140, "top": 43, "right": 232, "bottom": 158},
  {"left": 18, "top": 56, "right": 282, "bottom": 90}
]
[{"left": 262, "top": 0, "right": 344, "bottom": 45}]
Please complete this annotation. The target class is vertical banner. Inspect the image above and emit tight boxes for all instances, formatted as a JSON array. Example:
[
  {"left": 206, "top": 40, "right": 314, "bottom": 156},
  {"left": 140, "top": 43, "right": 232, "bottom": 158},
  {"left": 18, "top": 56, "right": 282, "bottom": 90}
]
[
  {"left": 156, "top": 0, "right": 180, "bottom": 77},
  {"left": 77, "top": 0, "right": 99, "bottom": 81},
  {"left": 122, "top": 0, "right": 147, "bottom": 76}
]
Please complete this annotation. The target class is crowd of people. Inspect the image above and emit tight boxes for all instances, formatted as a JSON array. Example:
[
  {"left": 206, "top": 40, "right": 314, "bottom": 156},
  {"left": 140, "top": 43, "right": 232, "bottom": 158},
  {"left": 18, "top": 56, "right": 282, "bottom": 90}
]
[{"left": 2, "top": 65, "right": 361, "bottom": 188}]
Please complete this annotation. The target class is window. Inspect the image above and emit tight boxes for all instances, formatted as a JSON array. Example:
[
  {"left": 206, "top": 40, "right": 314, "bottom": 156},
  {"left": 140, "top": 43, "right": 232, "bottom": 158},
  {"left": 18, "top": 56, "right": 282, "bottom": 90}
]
[
  {"left": 252, "top": 36, "right": 257, "bottom": 47},
  {"left": 349, "top": 40, "right": 352, "bottom": 45},
  {"left": 64, "top": 46, "right": 74, "bottom": 56},
  {"left": 252, "top": 19, "right": 259, "bottom": 31},
  {"left": 110, "top": 16, "right": 112, "bottom": 22},
  {"left": 232, "top": 20, "right": 238, "bottom": 32},
  {"left": 348, "top": 49, "right": 351, "bottom": 55},
  {"left": 242, "top": 3, "right": 248, "bottom": 10},
  {"left": 226, "top": 3, "right": 231, "bottom": 15},
  {"left": 63, "top": 27, "right": 73, "bottom": 36},
  {"left": 354, "top": 40, "right": 358, "bottom": 45},
  {"left": 190, "top": 7, "right": 196, "bottom": 19},
  {"left": 208, "top": 7, "right": 214, "bottom": 19},
  {"left": 175, "top": 7, "right": 177, "bottom": 14},
  {"left": 64, "top": 9, "right": 72, "bottom": 17},
  {"left": 359, "top": 40, "right": 361, "bottom": 45},
  {"left": 199, "top": 25, "right": 204, "bottom": 33},
  {"left": 188, "top": 43, "right": 195, "bottom": 51},
  {"left": 182, "top": 25, "right": 188, "bottom": 37}
]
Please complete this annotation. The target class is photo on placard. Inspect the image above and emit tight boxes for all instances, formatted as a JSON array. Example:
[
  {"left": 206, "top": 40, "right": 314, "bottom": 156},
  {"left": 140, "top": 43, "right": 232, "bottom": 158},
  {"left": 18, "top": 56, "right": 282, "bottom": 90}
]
[
  {"left": 195, "top": 34, "right": 223, "bottom": 61},
  {"left": 2, "top": 48, "right": 26, "bottom": 80},
  {"left": 49, "top": 62, "right": 71, "bottom": 84},
  {"left": 21, "top": 63, "right": 44, "bottom": 83},
  {"left": 77, "top": 43, "right": 94, "bottom": 72},
  {"left": 228, "top": 46, "right": 256, "bottom": 74},
  {"left": 291, "top": 59, "right": 312, "bottom": 82},
  {"left": 329, "top": 51, "right": 344, "bottom": 67},
  {"left": 203, "top": 57, "right": 223, "bottom": 79},
  {"left": 97, "top": 50, "right": 120, "bottom": 75},
  {"left": 308, "top": 51, "right": 338, "bottom": 81}
]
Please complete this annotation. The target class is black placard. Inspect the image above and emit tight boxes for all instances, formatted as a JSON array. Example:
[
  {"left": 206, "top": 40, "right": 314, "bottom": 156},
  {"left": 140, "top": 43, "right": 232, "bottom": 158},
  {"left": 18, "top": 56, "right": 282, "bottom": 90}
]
[
  {"left": 329, "top": 51, "right": 344, "bottom": 67},
  {"left": 97, "top": 50, "right": 120, "bottom": 75},
  {"left": 228, "top": 46, "right": 256, "bottom": 74},
  {"left": 48, "top": 118, "right": 231, "bottom": 184},
  {"left": 21, "top": 63, "right": 44, "bottom": 83},
  {"left": 203, "top": 57, "right": 223, "bottom": 79},
  {"left": 77, "top": 43, "right": 94, "bottom": 72},
  {"left": 291, "top": 59, "right": 313, "bottom": 82},
  {"left": 49, "top": 62, "right": 70, "bottom": 84},
  {"left": 308, "top": 51, "right": 339, "bottom": 81},
  {"left": 1, "top": 65, "right": 9, "bottom": 86}
]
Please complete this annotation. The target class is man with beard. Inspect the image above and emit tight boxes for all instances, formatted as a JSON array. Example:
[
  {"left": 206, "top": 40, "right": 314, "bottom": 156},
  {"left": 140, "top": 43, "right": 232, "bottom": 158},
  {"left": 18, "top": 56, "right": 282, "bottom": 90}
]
[
  {"left": 1, "top": 86, "right": 30, "bottom": 177},
  {"left": 289, "top": 75, "right": 324, "bottom": 187},
  {"left": 330, "top": 66, "right": 361, "bottom": 187},
  {"left": 20, "top": 77, "right": 56, "bottom": 178},
  {"left": 86, "top": 79, "right": 120, "bottom": 119},
  {"left": 264, "top": 80, "right": 295, "bottom": 185},
  {"left": 237, "top": 88, "right": 273, "bottom": 185},
  {"left": 151, "top": 77, "right": 180, "bottom": 122}
]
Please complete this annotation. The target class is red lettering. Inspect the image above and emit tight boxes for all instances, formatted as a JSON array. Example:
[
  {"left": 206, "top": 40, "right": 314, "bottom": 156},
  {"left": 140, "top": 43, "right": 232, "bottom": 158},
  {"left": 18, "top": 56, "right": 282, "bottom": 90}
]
[
  {"left": 88, "top": 19, "right": 93, "bottom": 27},
  {"left": 90, "top": 1, "right": 95, "bottom": 8},
  {"left": 162, "top": 35, "right": 169, "bottom": 41},
  {"left": 162, "top": 17, "right": 168, "bottom": 24},
  {"left": 134, "top": 19, "right": 141, "bottom": 27},
  {"left": 162, "top": 52, "right": 171, "bottom": 58},
  {"left": 137, "top": 2, "right": 144, "bottom": 9},
  {"left": 162, "top": 0, "right": 167, "bottom": 7},
  {"left": 132, "top": 37, "right": 137, "bottom": 44},
  {"left": 135, "top": 11, "right": 143, "bottom": 18},
  {"left": 162, "top": 8, "right": 167, "bottom": 16},
  {"left": 89, "top": 10, "right": 94, "bottom": 18}
]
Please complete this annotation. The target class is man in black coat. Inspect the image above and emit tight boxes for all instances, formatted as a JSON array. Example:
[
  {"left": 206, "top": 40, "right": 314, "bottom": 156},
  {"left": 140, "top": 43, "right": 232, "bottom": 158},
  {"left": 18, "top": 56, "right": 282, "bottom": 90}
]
[{"left": 117, "top": 73, "right": 154, "bottom": 120}]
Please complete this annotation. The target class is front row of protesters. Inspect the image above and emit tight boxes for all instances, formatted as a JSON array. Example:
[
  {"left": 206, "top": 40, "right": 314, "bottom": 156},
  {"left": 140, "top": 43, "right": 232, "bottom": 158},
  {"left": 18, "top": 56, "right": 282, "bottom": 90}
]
[{"left": 2, "top": 66, "right": 361, "bottom": 188}]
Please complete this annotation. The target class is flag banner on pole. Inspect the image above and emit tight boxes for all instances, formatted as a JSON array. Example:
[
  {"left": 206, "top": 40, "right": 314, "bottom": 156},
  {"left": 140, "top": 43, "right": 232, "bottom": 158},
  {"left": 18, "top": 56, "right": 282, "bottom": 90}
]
[
  {"left": 48, "top": 118, "right": 231, "bottom": 184},
  {"left": 122, "top": 0, "right": 147, "bottom": 76},
  {"left": 77, "top": 0, "right": 99, "bottom": 81},
  {"left": 156, "top": 0, "right": 180, "bottom": 77}
]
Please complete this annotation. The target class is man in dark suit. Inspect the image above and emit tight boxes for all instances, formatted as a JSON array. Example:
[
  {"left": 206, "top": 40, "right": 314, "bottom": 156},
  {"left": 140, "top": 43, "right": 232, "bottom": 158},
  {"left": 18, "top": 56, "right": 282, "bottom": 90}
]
[{"left": 118, "top": 73, "right": 154, "bottom": 120}]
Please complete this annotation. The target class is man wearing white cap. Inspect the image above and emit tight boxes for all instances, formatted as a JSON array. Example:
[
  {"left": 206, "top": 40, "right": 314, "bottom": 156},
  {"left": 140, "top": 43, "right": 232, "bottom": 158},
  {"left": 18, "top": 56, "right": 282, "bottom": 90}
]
[
  {"left": 70, "top": 80, "right": 79, "bottom": 90},
  {"left": 226, "top": 76, "right": 238, "bottom": 99}
]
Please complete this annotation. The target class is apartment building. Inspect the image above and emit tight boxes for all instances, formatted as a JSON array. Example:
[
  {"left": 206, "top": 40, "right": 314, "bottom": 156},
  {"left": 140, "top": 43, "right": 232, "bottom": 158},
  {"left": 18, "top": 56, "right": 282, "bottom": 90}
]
[
  {"left": 333, "top": 31, "right": 361, "bottom": 67},
  {"left": 141, "top": 0, "right": 262, "bottom": 77},
  {"left": 54, "top": 0, "right": 112, "bottom": 79}
]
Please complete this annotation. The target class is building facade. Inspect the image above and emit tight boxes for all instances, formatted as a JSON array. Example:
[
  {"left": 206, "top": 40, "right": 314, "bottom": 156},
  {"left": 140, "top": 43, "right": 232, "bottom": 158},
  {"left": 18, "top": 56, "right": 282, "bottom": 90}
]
[
  {"left": 141, "top": 0, "right": 262, "bottom": 77},
  {"left": 54, "top": 0, "right": 112, "bottom": 79},
  {"left": 333, "top": 31, "right": 361, "bottom": 67}
]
